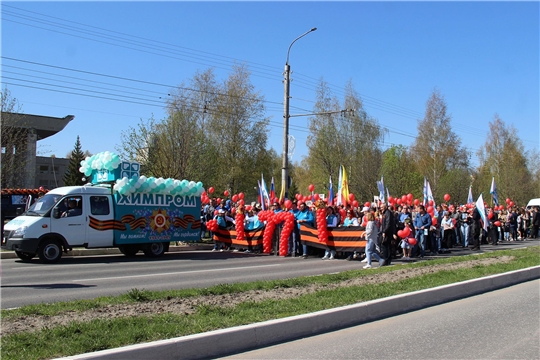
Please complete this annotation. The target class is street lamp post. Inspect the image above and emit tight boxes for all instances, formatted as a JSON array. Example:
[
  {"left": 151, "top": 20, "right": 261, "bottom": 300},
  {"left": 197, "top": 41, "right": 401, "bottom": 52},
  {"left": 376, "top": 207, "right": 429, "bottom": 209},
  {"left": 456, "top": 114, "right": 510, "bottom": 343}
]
[{"left": 282, "top": 27, "right": 317, "bottom": 200}]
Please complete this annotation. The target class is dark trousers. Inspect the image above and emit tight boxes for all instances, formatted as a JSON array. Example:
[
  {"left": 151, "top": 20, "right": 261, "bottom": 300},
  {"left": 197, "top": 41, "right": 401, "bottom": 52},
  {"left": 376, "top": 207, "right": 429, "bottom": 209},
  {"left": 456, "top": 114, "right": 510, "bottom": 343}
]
[
  {"left": 532, "top": 225, "right": 539, "bottom": 239},
  {"left": 488, "top": 227, "right": 498, "bottom": 244},
  {"left": 381, "top": 235, "right": 392, "bottom": 265}
]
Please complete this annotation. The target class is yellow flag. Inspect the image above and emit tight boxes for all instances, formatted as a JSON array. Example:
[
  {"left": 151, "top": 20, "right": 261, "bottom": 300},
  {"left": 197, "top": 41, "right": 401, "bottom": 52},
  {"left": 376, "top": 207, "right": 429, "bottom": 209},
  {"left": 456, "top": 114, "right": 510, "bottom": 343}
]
[{"left": 341, "top": 165, "right": 350, "bottom": 205}]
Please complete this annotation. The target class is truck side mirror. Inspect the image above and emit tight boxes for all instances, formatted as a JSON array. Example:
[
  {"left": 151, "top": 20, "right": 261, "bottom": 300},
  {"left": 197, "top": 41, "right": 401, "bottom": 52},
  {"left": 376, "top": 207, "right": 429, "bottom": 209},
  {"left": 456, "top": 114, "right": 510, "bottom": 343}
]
[{"left": 53, "top": 207, "right": 61, "bottom": 219}]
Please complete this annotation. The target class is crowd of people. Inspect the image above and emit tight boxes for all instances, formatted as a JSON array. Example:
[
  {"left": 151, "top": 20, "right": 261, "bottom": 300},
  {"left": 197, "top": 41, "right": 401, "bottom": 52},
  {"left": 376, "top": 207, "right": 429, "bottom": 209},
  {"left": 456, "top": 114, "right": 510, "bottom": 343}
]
[{"left": 201, "top": 197, "right": 540, "bottom": 268}]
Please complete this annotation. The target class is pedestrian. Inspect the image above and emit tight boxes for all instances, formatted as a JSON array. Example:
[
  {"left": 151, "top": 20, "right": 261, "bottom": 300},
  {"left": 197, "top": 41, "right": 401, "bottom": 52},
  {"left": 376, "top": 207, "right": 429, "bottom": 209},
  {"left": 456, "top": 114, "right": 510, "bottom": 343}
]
[
  {"left": 363, "top": 212, "right": 385, "bottom": 269},
  {"left": 413, "top": 205, "right": 432, "bottom": 258},
  {"left": 322, "top": 207, "right": 338, "bottom": 260},
  {"left": 531, "top": 206, "right": 540, "bottom": 239},
  {"left": 471, "top": 205, "right": 482, "bottom": 251},
  {"left": 379, "top": 202, "right": 395, "bottom": 265}
]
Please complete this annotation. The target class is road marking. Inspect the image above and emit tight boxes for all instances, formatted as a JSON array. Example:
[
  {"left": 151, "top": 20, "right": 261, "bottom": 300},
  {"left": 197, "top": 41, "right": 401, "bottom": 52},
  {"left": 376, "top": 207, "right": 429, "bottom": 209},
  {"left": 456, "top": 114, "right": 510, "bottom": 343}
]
[{"left": 73, "top": 264, "right": 281, "bottom": 282}]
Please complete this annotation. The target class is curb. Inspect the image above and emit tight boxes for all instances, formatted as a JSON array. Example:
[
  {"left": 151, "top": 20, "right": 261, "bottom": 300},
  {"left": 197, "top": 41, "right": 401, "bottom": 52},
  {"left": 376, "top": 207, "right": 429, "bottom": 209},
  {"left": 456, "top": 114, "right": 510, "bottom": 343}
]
[
  {"left": 59, "top": 265, "right": 540, "bottom": 360},
  {"left": 0, "top": 244, "right": 214, "bottom": 259}
]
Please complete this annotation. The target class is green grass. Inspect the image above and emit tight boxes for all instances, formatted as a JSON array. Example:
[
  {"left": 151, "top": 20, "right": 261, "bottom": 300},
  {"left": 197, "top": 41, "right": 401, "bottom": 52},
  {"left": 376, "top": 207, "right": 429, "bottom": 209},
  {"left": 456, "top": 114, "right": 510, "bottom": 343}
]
[{"left": 2, "top": 246, "right": 539, "bottom": 360}]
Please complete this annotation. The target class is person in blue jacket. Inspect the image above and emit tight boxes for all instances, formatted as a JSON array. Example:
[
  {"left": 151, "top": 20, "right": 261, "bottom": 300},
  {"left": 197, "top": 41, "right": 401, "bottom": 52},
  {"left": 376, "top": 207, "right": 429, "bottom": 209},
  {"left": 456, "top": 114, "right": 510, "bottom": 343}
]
[
  {"left": 414, "top": 205, "right": 432, "bottom": 258},
  {"left": 295, "top": 202, "right": 314, "bottom": 259}
]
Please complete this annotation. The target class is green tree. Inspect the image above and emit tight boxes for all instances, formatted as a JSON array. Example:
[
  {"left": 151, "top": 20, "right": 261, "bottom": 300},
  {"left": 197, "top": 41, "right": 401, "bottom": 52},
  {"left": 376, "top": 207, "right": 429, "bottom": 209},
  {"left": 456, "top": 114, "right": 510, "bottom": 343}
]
[
  {"left": 63, "top": 136, "right": 86, "bottom": 186},
  {"left": 475, "top": 115, "right": 534, "bottom": 206},
  {"left": 410, "top": 88, "right": 470, "bottom": 200},
  {"left": 379, "top": 145, "right": 423, "bottom": 199}
]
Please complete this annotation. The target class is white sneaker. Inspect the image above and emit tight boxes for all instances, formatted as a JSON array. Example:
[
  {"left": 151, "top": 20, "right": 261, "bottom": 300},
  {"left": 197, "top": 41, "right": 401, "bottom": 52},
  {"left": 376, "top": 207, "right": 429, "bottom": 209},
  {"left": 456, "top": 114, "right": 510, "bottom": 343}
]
[
  {"left": 361, "top": 258, "right": 368, "bottom": 263},
  {"left": 329, "top": 256, "right": 335, "bottom": 260},
  {"left": 211, "top": 249, "right": 217, "bottom": 252},
  {"left": 322, "top": 256, "right": 329, "bottom": 260},
  {"left": 363, "top": 264, "right": 372, "bottom": 269},
  {"left": 219, "top": 249, "right": 224, "bottom": 252}
]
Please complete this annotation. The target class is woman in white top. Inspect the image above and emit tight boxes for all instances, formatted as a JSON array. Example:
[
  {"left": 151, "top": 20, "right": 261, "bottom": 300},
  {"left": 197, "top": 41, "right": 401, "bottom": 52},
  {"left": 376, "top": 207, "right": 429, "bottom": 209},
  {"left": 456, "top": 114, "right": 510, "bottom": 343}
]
[{"left": 363, "top": 212, "right": 385, "bottom": 268}]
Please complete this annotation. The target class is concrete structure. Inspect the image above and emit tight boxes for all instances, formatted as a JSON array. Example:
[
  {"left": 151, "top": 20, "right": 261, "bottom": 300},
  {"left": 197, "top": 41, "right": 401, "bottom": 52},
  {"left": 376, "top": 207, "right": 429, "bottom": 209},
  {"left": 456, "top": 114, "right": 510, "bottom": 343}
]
[
  {"left": 35, "top": 156, "right": 70, "bottom": 189},
  {"left": 1, "top": 112, "right": 74, "bottom": 188}
]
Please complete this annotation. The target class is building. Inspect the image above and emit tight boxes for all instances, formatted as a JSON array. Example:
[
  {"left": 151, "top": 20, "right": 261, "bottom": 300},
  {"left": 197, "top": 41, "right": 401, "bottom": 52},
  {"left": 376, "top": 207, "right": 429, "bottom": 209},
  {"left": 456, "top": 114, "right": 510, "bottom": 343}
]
[
  {"left": 1, "top": 111, "right": 74, "bottom": 189},
  {"left": 35, "top": 156, "right": 70, "bottom": 189}
]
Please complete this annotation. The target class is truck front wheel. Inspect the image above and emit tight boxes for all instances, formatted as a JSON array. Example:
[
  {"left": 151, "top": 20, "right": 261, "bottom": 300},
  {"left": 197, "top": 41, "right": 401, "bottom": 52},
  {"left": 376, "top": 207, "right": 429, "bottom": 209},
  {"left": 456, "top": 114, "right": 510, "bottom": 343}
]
[
  {"left": 119, "top": 245, "right": 139, "bottom": 257},
  {"left": 143, "top": 242, "right": 166, "bottom": 257},
  {"left": 38, "top": 239, "right": 63, "bottom": 263},
  {"left": 15, "top": 251, "right": 36, "bottom": 262}
]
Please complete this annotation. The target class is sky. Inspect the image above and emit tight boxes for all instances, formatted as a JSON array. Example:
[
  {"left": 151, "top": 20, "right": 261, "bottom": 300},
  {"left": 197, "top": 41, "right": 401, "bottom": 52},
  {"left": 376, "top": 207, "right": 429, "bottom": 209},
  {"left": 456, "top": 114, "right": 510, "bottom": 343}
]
[{"left": 2, "top": 1, "right": 539, "bottom": 169}]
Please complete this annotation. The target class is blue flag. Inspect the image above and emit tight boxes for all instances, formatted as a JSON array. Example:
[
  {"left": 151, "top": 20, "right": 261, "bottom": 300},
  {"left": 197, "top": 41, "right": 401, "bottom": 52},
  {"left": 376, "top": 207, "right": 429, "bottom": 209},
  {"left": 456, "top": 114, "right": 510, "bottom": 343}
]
[{"left": 490, "top": 177, "right": 499, "bottom": 206}]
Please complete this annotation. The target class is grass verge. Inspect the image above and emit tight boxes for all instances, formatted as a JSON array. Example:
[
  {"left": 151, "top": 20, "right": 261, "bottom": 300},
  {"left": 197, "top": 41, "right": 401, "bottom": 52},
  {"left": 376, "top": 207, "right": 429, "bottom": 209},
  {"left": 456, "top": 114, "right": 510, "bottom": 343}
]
[{"left": 2, "top": 246, "right": 539, "bottom": 360}]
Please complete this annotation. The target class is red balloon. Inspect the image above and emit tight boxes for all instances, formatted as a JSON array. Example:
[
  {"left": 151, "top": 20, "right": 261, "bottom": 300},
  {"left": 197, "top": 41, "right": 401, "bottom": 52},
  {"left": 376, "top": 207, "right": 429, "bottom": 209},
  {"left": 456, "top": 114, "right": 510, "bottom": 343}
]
[
  {"left": 208, "top": 187, "right": 215, "bottom": 194},
  {"left": 407, "top": 193, "right": 413, "bottom": 201},
  {"left": 314, "top": 193, "right": 320, "bottom": 201},
  {"left": 396, "top": 198, "right": 402, "bottom": 205},
  {"left": 364, "top": 202, "right": 371, "bottom": 208},
  {"left": 224, "top": 190, "right": 229, "bottom": 197},
  {"left": 429, "top": 199, "right": 434, "bottom": 206},
  {"left": 238, "top": 192, "right": 244, "bottom": 199},
  {"left": 506, "top": 198, "right": 511, "bottom": 204},
  {"left": 284, "top": 199, "right": 292, "bottom": 210},
  {"left": 401, "top": 195, "right": 407, "bottom": 203},
  {"left": 509, "top": 201, "right": 514, "bottom": 207},
  {"left": 216, "top": 198, "right": 221, "bottom": 204},
  {"left": 303, "top": 195, "right": 309, "bottom": 202},
  {"left": 349, "top": 193, "right": 355, "bottom": 202},
  {"left": 488, "top": 211, "right": 494, "bottom": 219},
  {"left": 427, "top": 206, "right": 434, "bottom": 214},
  {"left": 494, "top": 221, "right": 501, "bottom": 227},
  {"left": 432, "top": 217, "right": 437, "bottom": 225},
  {"left": 397, "top": 230, "right": 404, "bottom": 238},
  {"left": 388, "top": 196, "right": 394, "bottom": 203},
  {"left": 352, "top": 200, "right": 359, "bottom": 208},
  {"left": 238, "top": 199, "right": 244, "bottom": 206},
  {"left": 232, "top": 194, "right": 238, "bottom": 202},
  {"left": 407, "top": 237, "right": 417, "bottom": 246},
  {"left": 444, "top": 194, "right": 451, "bottom": 202},
  {"left": 402, "top": 226, "right": 411, "bottom": 237},
  {"left": 308, "top": 184, "right": 315, "bottom": 192},
  {"left": 414, "top": 199, "right": 420, "bottom": 206}
]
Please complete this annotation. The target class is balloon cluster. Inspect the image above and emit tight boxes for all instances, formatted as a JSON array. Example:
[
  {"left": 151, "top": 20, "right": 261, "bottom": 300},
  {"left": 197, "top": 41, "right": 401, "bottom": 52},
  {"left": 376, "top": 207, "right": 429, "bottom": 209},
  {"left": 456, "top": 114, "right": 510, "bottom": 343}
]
[
  {"left": 79, "top": 151, "right": 121, "bottom": 177},
  {"left": 274, "top": 211, "right": 295, "bottom": 256},
  {"left": 113, "top": 176, "right": 205, "bottom": 196},
  {"left": 314, "top": 200, "right": 329, "bottom": 243},
  {"left": 235, "top": 210, "right": 245, "bottom": 241},
  {"left": 258, "top": 210, "right": 275, "bottom": 254},
  {"left": 206, "top": 219, "right": 218, "bottom": 233}
]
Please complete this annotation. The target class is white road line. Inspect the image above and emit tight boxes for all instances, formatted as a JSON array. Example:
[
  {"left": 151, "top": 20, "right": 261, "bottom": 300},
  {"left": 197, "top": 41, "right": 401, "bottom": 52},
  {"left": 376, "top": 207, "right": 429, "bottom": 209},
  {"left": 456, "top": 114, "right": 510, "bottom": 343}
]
[{"left": 73, "top": 264, "right": 281, "bottom": 282}]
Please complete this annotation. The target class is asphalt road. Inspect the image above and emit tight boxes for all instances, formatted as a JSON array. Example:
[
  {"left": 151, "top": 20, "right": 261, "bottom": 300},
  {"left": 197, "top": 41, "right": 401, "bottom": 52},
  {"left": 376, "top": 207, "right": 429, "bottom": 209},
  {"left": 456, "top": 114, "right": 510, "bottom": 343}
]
[
  {"left": 1, "top": 239, "right": 538, "bottom": 309},
  {"left": 220, "top": 279, "right": 540, "bottom": 359}
]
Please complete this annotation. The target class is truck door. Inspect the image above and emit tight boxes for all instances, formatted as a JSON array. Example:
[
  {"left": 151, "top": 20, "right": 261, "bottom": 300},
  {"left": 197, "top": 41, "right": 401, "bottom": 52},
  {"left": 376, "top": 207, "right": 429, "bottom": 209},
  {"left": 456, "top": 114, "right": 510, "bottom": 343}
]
[
  {"left": 85, "top": 195, "right": 114, "bottom": 248},
  {"left": 50, "top": 196, "right": 86, "bottom": 246}
]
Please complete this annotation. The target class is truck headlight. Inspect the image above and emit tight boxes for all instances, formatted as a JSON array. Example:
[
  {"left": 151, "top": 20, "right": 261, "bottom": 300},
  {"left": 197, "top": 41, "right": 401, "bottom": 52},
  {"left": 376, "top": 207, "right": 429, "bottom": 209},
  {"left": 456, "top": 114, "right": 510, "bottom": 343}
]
[{"left": 12, "top": 226, "right": 28, "bottom": 238}]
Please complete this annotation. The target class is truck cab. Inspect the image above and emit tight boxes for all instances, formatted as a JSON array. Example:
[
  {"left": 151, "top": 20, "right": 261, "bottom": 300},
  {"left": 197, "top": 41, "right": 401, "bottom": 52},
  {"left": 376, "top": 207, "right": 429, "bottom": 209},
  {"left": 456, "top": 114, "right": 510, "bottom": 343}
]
[{"left": 2, "top": 185, "right": 114, "bottom": 263}]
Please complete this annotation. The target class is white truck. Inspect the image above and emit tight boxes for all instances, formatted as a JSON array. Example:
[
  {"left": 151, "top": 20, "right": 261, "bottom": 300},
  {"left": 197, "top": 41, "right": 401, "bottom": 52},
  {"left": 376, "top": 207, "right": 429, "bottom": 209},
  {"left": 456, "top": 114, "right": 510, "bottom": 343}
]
[{"left": 1, "top": 152, "right": 204, "bottom": 263}]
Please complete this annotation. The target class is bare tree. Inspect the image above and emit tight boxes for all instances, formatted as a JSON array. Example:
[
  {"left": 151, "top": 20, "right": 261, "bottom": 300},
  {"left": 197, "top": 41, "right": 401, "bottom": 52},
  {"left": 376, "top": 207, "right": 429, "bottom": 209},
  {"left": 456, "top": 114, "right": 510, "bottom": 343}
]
[
  {"left": 410, "top": 88, "right": 469, "bottom": 197},
  {"left": 1, "top": 88, "right": 28, "bottom": 188}
]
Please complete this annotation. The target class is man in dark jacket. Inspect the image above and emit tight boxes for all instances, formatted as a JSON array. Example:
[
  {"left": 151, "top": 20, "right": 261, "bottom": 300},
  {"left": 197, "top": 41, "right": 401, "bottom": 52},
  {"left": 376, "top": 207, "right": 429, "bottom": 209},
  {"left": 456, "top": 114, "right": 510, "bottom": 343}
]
[
  {"left": 380, "top": 202, "right": 395, "bottom": 266},
  {"left": 532, "top": 207, "right": 540, "bottom": 239},
  {"left": 471, "top": 206, "right": 482, "bottom": 250}
]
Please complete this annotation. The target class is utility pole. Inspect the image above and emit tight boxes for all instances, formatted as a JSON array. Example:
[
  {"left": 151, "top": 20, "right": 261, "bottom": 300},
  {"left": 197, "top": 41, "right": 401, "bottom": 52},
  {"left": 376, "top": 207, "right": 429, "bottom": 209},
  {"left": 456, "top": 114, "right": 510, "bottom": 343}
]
[{"left": 282, "top": 28, "right": 317, "bottom": 200}]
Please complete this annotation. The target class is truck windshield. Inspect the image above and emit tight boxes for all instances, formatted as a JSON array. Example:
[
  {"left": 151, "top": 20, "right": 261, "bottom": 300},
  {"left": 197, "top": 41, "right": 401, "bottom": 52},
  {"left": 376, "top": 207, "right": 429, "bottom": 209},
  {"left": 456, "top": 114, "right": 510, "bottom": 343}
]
[{"left": 26, "top": 193, "right": 63, "bottom": 216}]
